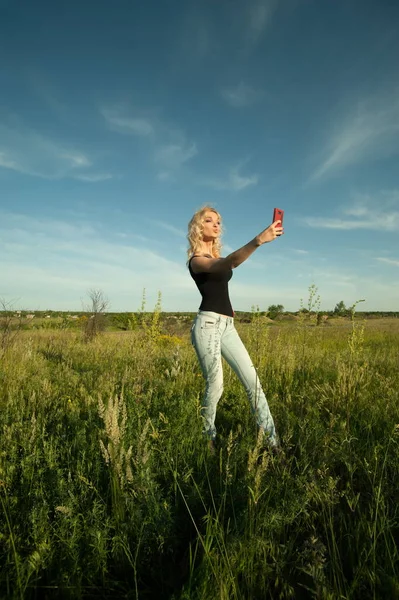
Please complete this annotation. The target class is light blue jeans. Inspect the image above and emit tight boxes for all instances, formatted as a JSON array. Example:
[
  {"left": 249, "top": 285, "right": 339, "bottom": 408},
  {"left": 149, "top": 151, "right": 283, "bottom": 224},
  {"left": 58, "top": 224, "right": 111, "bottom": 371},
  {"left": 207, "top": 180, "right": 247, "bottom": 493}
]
[{"left": 191, "top": 310, "right": 278, "bottom": 447}]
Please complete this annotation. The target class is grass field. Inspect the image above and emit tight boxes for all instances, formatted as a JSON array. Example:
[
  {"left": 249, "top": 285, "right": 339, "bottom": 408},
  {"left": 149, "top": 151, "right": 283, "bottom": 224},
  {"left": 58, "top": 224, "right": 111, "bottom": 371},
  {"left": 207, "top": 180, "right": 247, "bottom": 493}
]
[{"left": 1, "top": 313, "right": 399, "bottom": 599}]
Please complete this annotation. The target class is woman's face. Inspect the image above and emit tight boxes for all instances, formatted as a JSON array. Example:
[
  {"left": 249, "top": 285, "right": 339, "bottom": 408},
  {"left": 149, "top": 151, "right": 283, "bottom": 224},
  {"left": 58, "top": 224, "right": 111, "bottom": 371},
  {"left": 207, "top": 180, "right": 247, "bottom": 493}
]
[{"left": 202, "top": 211, "right": 221, "bottom": 241}]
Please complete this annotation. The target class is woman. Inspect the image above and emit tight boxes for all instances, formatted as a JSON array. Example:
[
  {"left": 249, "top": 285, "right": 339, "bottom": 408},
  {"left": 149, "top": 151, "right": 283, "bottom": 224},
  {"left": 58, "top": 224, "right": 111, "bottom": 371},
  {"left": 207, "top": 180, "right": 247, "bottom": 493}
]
[{"left": 187, "top": 205, "right": 283, "bottom": 453}]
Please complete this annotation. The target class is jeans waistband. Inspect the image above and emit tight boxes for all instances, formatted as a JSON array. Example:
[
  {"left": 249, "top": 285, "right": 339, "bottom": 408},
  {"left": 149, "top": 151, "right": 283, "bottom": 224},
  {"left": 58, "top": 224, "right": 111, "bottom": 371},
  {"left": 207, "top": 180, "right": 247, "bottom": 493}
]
[{"left": 197, "top": 310, "right": 234, "bottom": 324}]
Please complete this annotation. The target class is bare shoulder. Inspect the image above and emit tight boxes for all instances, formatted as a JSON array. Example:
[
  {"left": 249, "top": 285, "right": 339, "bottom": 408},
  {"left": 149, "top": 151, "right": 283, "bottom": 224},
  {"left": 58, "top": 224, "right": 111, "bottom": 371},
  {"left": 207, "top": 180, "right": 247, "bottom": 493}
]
[{"left": 190, "top": 254, "right": 224, "bottom": 274}]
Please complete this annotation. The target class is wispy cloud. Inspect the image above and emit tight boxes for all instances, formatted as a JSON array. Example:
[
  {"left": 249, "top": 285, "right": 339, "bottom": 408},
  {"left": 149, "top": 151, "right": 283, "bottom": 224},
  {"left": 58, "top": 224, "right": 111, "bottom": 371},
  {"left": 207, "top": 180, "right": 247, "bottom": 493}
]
[
  {"left": 343, "top": 205, "right": 370, "bottom": 217},
  {"left": 0, "top": 211, "right": 195, "bottom": 310},
  {"left": 60, "top": 152, "right": 91, "bottom": 167},
  {"left": 247, "top": 0, "right": 279, "bottom": 45},
  {"left": 1, "top": 211, "right": 397, "bottom": 312},
  {"left": 223, "top": 243, "right": 234, "bottom": 254},
  {"left": 176, "top": 0, "right": 277, "bottom": 68},
  {"left": 101, "top": 104, "right": 197, "bottom": 180},
  {"left": 311, "top": 89, "right": 399, "bottom": 181},
  {"left": 28, "top": 69, "right": 73, "bottom": 123},
  {"left": 203, "top": 163, "right": 259, "bottom": 192},
  {"left": 74, "top": 173, "right": 113, "bottom": 182},
  {"left": 101, "top": 107, "right": 154, "bottom": 136},
  {"left": 178, "top": 8, "right": 211, "bottom": 62},
  {"left": 304, "top": 190, "right": 399, "bottom": 231},
  {"left": 376, "top": 257, "right": 399, "bottom": 267},
  {"left": 293, "top": 249, "right": 309, "bottom": 255},
  {"left": 155, "top": 141, "right": 197, "bottom": 170},
  {"left": 154, "top": 134, "right": 197, "bottom": 181},
  {"left": 220, "top": 82, "right": 263, "bottom": 108},
  {"left": 304, "top": 217, "right": 367, "bottom": 230},
  {"left": 0, "top": 120, "right": 111, "bottom": 182},
  {"left": 1, "top": 211, "right": 96, "bottom": 238},
  {"left": 151, "top": 220, "right": 186, "bottom": 238},
  {"left": 229, "top": 278, "right": 313, "bottom": 309},
  {"left": 0, "top": 152, "right": 19, "bottom": 170},
  {"left": 157, "top": 171, "right": 173, "bottom": 182},
  {"left": 304, "top": 214, "right": 399, "bottom": 231}
]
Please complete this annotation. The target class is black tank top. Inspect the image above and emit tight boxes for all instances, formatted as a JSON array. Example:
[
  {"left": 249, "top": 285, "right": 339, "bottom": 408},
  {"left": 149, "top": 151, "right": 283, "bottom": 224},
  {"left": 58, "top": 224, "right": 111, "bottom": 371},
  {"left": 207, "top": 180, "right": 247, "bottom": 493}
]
[{"left": 188, "top": 254, "right": 234, "bottom": 317}]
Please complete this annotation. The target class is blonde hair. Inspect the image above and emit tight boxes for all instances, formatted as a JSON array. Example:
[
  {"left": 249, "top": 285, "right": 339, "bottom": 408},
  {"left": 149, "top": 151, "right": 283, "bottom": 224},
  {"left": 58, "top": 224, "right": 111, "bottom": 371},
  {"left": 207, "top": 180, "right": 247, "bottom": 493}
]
[{"left": 187, "top": 205, "right": 223, "bottom": 262}]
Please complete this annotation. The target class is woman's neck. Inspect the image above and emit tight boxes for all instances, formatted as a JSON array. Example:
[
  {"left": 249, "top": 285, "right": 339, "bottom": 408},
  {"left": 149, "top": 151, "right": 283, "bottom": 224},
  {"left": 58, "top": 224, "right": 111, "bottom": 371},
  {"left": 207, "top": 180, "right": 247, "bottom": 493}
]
[{"left": 200, "top": 241, "right": 213, "bottom": 255}]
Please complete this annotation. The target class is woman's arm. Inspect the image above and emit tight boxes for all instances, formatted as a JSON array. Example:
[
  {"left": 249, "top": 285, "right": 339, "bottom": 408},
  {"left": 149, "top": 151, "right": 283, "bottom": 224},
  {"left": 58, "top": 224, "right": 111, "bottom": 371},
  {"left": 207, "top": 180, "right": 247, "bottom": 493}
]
[{"left": 191, "top": 220, "right": 283, "bottom": 274}]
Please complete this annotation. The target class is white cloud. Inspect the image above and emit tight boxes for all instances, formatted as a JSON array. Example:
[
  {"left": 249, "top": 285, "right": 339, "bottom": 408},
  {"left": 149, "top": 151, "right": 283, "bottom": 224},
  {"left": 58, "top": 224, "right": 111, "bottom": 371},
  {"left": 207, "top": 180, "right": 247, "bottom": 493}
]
[
  {"left": 204, "top": 163, "right": 258, "bottom": 192},
  {"left": 61, "top": 153, "right": 92, "bottom": 167},
  {"left": 1, "top": 212, "right": 96, "bottom": 238},
  {"left": 151, "top": 220, "right": 187, "bottom": 238},
  {"left": 74, "top": 173, "right": 113, "bottom": 182},
  {"left": 376, "top": 257, "right": 399, "bottom": 267},
  {"left": 293, "top": 249, "right": 309, "bottom": 255},
  {"left": 155, "top": 141, "right": 197, "bottom": 170},
  {"left": 221, "top": 82, "right": 263, "bottom": 108},
  {"left": 101, "top": 105, "right": 197, "bottom": 180},
  {"left": 311, "top": 89, "right": 399, "bottom": 180},
  {"left": 176, "top": 1, "right": 277, "bottom": 68},
  {"left": 0, "top": 152, "right": 19, "bottom": 170},
  {"left": 157, "top": 171, "right": 174, "bottom": 182},
  {"left": 248, "top": 0, "right": 278, "bottom": 44},
  {"left": 0, "top": 121, "right": 109, "bottom": 182},
  {"left": 304, "top": 217, "right": 372, "bottom": 230},
  {"left": 178, "top": 9, "right": 211, "bottom": 62},
  {"left": 229, "top": 279, "right": 314, "bottom": 310},
  {"left": 222, "top": 243, "right": 234, "bottom": 254},
  {"left": 28, "top": 70, "right": 73, "bottom": 123},
  {"left": 343, "top": 205, "right": 370, "bottom": 217},
  {"left": 303, "top": 215, "right": 399, "bottom": 231},
  {"left": 0, "top": 211, "right": 196, "bottom": 311},
  {"left": 303, "top": 190, "right": 399, "bottom": 231},
  {"left": 101, "top": 107, "right": 154, "bottom": 136},
  {"left": 2, "top": 211, "right": 398, "bottom": 311},
  {"left": 154, "top": 127, "right": 198, "bottom": 180}
]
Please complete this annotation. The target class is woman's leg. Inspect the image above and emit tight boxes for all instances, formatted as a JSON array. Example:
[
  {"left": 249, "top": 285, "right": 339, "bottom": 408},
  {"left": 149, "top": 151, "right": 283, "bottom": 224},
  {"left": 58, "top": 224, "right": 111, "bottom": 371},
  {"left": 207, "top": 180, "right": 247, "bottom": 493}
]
[
  {"left": 220, "top": 320, "right": 278, "bottom": 447},
  {"left": 191, "top": 312, "right": 224, "bottom": 440}
]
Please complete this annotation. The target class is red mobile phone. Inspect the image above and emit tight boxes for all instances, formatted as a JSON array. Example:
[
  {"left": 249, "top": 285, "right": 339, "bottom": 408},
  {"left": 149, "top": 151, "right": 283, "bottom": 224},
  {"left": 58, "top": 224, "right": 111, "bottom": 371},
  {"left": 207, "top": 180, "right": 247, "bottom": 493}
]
[{"left": 273, "top": 207, "right": 284, "bottom": 227}]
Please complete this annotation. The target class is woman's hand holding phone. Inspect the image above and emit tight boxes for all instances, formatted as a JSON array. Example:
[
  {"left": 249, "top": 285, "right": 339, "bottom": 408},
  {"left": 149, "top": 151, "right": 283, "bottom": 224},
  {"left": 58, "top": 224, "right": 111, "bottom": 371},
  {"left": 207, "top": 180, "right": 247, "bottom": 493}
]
[{"left": 255, "top": 208, "right": 284, "bottom": 245}]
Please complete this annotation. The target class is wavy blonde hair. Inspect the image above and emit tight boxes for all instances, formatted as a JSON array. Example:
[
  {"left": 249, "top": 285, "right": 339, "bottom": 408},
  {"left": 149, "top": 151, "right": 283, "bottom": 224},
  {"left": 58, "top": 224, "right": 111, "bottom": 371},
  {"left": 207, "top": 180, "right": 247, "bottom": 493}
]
[{"left": 186, "top": 205, "right": 223, "bottom": 262}]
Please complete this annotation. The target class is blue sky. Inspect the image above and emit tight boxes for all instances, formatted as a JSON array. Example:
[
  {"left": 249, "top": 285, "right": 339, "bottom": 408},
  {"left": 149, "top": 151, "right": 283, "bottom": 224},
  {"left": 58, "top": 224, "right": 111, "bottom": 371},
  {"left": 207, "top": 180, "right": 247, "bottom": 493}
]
[{"left": 1, "top": 0, "right": 399, "bottom": 312}]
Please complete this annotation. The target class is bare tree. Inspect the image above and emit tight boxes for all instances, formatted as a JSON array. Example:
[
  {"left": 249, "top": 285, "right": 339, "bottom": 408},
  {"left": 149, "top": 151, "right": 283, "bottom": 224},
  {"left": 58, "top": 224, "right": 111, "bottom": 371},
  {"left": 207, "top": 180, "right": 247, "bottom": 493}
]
[
  {"left": 82, "top": 289, "right": 109, "bottom": 342},
  {"left": 0, "top": 297, "right": 22, "bottom": 357}
]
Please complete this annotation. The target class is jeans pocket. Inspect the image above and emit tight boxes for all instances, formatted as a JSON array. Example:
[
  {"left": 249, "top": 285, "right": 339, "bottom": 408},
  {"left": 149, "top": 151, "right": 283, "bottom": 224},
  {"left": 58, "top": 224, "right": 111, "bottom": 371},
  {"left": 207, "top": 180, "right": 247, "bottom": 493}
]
[{"left": 203, "top": 319, "right": 217, "bottom": 329}]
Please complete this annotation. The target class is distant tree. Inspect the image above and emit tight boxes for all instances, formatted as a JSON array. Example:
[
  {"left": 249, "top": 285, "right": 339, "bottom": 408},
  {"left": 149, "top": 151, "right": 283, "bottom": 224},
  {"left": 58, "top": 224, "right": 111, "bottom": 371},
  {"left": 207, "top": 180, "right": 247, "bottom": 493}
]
[
  {"left": 334, "top": 301, "right": 347, "bottom": 316},
  {"left": 0, "top": 297, "right": 23, "bottom": 356},
  {"left": 317, "top": 311, "right": 328, "bottom": 326},
  {"left": 83, "top": 289, "right": 109, "bottom": 342},
  {"left": 267, "top": 304, "right": 284, "bottom": 320}
]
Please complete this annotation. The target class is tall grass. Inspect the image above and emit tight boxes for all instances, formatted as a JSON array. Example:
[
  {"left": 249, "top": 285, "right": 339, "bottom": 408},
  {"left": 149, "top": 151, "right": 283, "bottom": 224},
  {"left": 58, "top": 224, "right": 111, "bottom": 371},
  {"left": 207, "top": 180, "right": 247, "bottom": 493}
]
[{"left": 0, "top": 310, "right": 399, "bottom": 598}]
